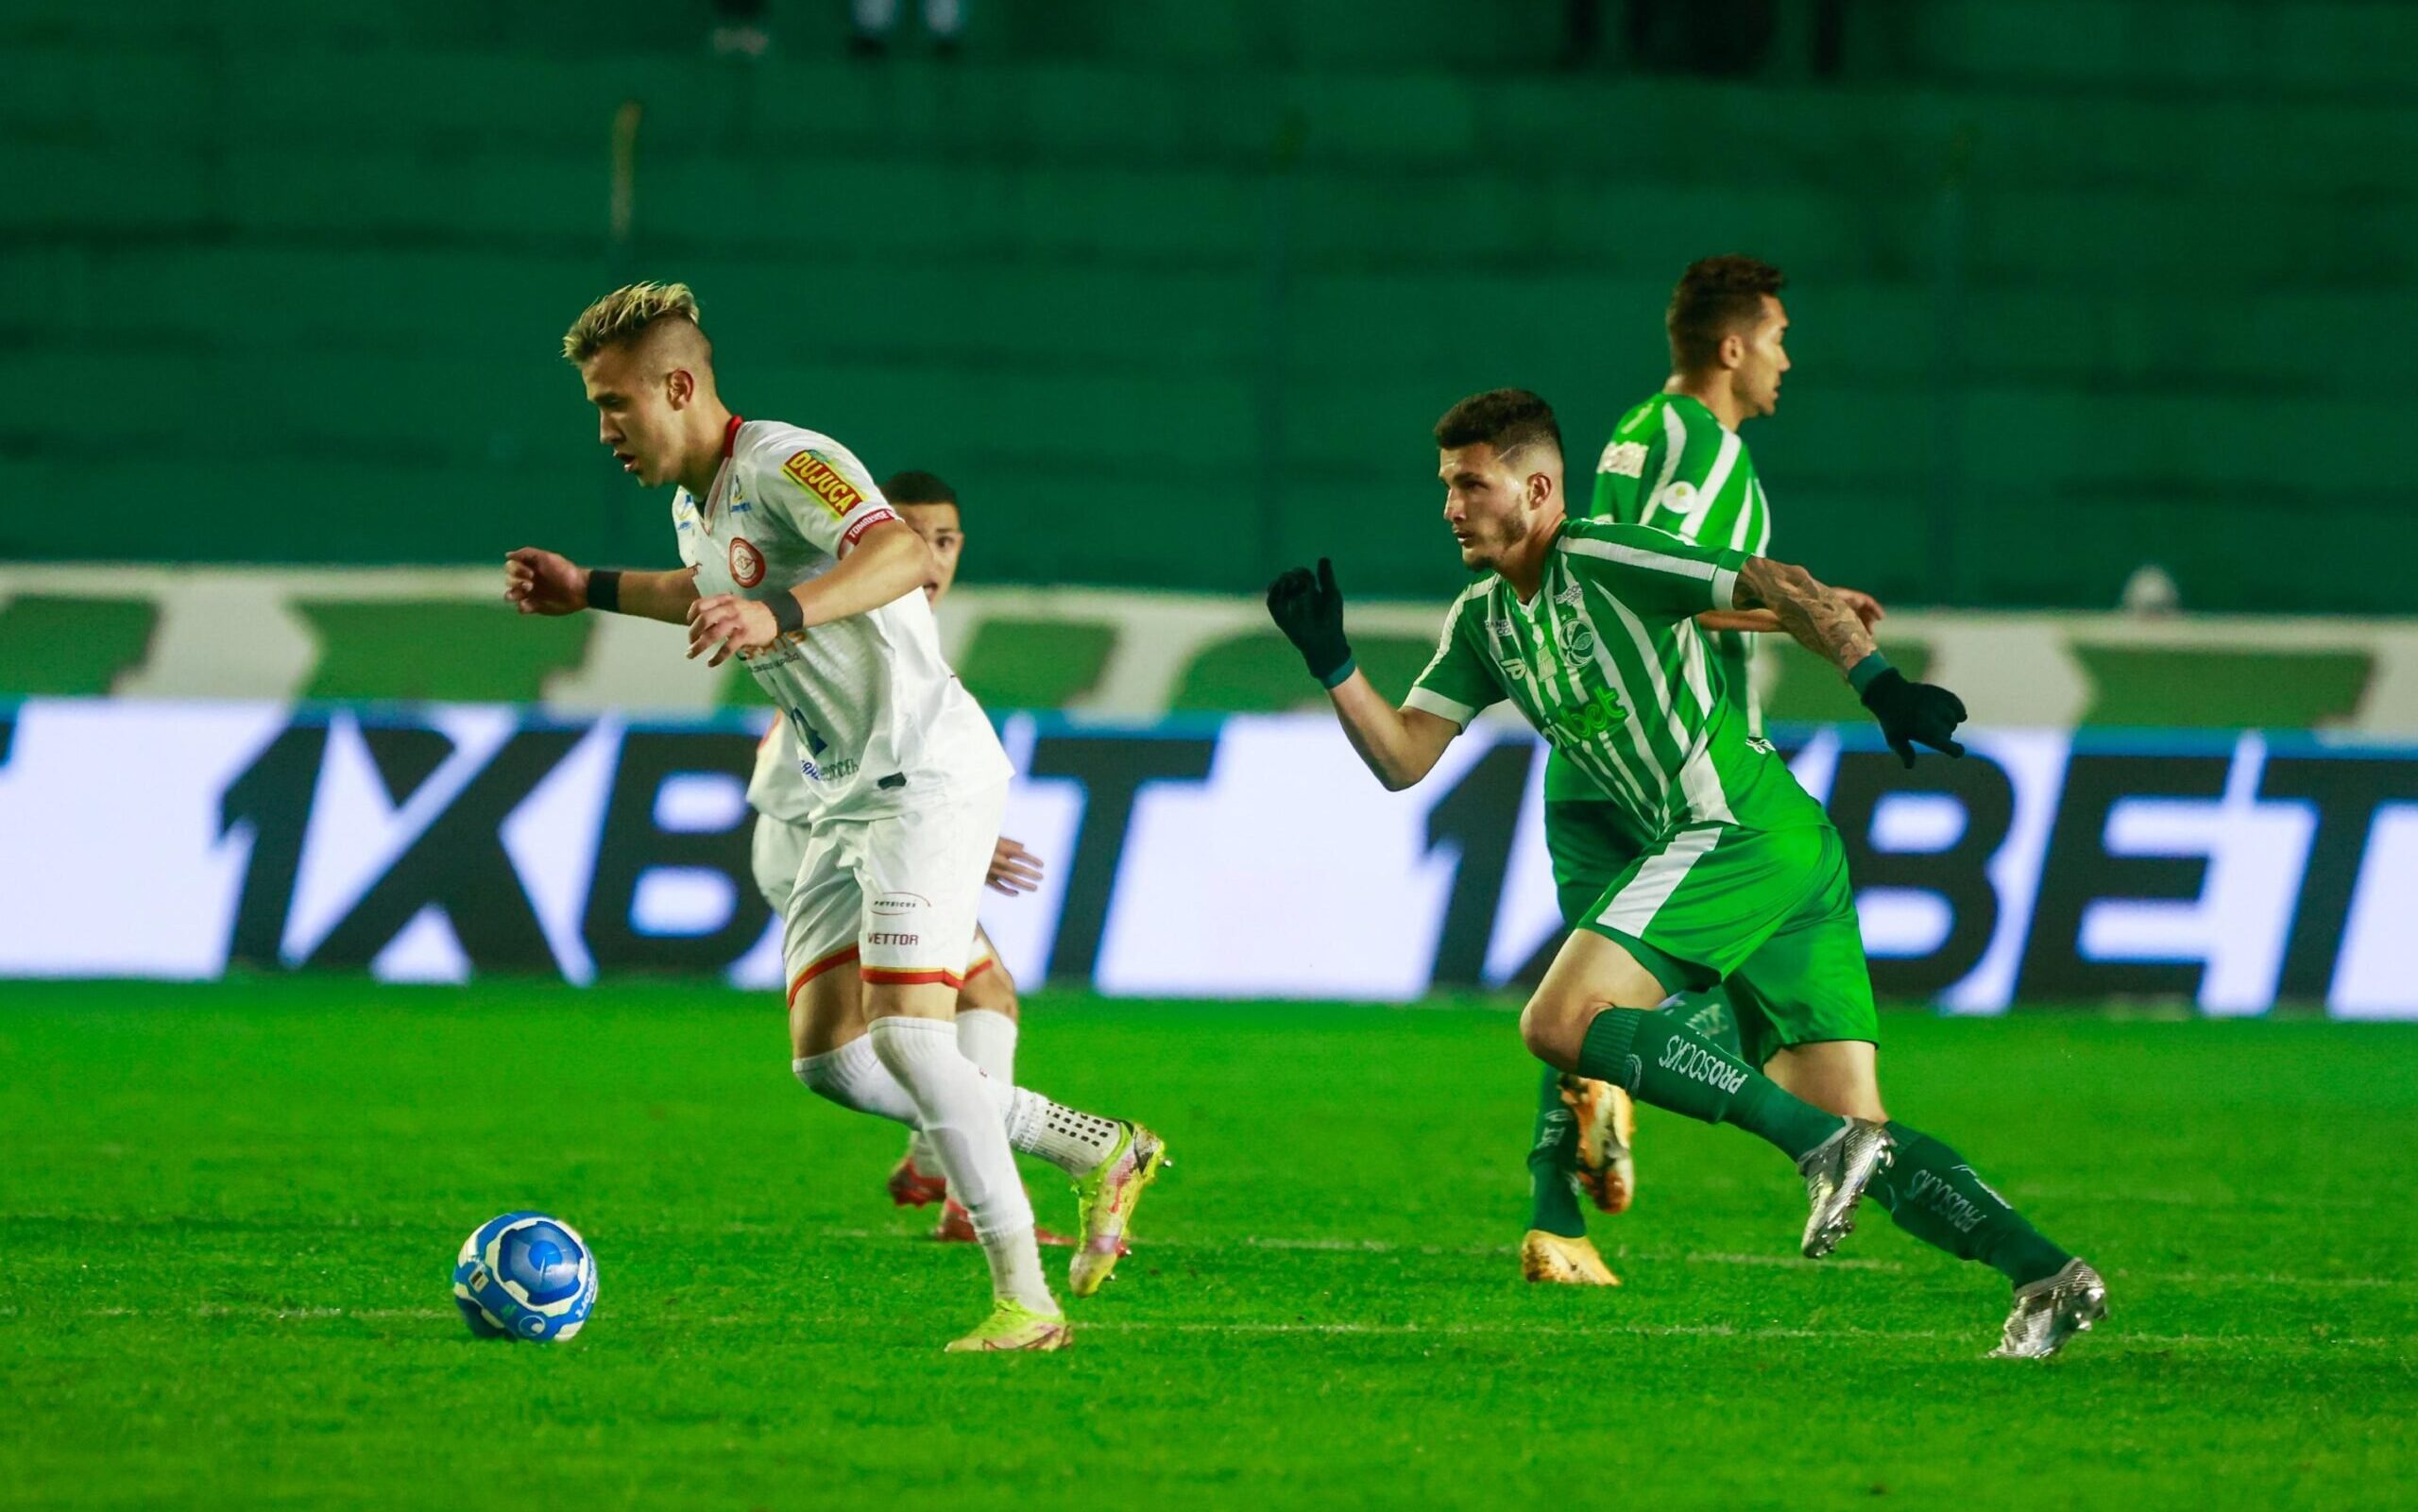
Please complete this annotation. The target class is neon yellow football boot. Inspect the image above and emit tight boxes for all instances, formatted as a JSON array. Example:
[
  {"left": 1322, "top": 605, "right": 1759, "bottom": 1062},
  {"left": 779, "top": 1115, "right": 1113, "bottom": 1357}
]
[
  {"left": 945, "top": 1298, "right": 1072, "bottom": 1353},
  {"left": 1068, "top": 1123, "right": 1167, "bottom": 1297}
]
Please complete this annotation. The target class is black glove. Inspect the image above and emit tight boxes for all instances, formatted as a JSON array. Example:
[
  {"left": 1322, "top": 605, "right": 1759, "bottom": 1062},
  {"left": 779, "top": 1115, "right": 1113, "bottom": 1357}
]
[
  {"left": 1266, "top": 557, "right": 1354, "bottom": 686},
  {"left": 1859, "top": 667, "right": 1967, "bottom": 768}
]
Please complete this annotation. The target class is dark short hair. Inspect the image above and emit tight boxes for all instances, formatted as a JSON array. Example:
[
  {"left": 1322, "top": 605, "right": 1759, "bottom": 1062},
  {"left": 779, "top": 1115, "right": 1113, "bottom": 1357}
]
[
  {"left": 882, "top": 469, "right": 957, "bottom": 508},
  {"left": 1666, "top": 255, "right": 1786, "bottom": 372},
  {"left": 1433, "top": 388, "right": 1562, "bottom": 463}
]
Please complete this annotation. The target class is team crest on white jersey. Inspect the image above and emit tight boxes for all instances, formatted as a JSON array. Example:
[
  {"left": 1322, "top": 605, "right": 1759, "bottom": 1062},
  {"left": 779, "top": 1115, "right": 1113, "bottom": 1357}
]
[{"left": 729, "top": 536, "right": 766, "bottom": 587}]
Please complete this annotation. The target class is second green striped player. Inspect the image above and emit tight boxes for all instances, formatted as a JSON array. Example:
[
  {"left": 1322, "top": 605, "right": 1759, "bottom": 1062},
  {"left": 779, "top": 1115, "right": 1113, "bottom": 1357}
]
[{"left": 1524, "top": 257, "right": 1888, "bottom": 1282}]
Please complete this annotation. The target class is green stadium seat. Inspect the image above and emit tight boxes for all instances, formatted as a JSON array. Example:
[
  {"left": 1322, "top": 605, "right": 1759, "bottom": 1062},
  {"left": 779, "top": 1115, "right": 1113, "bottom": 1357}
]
[
  {"left": 957, "top": 619, "right": 1119, "bottom": 712},
  {"left": 0, "top": 596, "right": 161, "bottom": 698},
  {"left": 296, "top": 600, "right": 592, "bottom": 705},
  {"left": 1170, "top": 630, "right": 1439, "bottom": 714},
  {"left": 2073, "top": 646, "right": 2374, "bottom": 729},
  {"left": 1762, "top": 639, "right": 1931, "bottom": 727}
]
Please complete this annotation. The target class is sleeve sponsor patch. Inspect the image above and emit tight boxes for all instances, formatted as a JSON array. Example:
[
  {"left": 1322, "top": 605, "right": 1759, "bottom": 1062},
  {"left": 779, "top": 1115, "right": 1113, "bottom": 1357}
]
[
  {"left": 1597, "top": 440, "right": 1647, "bottom": 477},
  {"left": 781, "top": 450, "right": 865, "bottom": 520},
  {"left": 840, "top": 507, "right": 898, "bottom": 552}
]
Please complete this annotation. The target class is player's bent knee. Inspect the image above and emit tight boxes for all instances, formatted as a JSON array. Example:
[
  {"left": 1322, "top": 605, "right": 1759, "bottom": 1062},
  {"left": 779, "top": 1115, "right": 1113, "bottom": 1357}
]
[{"left": 1518, "top": 995, "right": 1587, "bottom": 1071}]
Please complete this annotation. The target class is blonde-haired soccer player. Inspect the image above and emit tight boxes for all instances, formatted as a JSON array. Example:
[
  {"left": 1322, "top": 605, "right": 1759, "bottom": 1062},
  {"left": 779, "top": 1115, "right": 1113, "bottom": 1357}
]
[
  {"left": 744, "top": 467, "right": 1061, "bottom": 1245},
  {"left": 506, "top": 283, "right": 1166, "bottom": 1351}
]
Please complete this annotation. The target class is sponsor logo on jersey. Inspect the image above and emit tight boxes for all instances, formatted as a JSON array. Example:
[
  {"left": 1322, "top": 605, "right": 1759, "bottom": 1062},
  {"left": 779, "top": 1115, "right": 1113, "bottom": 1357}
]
[
  {"left": 782, "top": 450, "right": 863, "bottom": 519},
  {"left": 866, "top": 931, "right": 920, "bottom": 947},
  {"left": 728, "top": 536, "right": 766, "bottom": 587},
  {"left": 1597, "top": 440, "right": 1647, "bottom": 477},
  {"left": 1555, "top": 582, "right": 1583, "bottom": 607},
  {"left": 841, "top": 507, "right": 899, "bottom": 552},
  {"left": 872, "top": 892, "right": 930, "bottom": 917},
  {"left": 1543, "top": 685, "right": 1627, "bottom": 746}
]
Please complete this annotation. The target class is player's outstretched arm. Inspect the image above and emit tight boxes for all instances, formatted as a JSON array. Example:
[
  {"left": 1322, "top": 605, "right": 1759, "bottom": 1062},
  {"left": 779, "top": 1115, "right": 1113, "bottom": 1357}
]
[
  {"left": 1697, "top": 586, "right": 1882, "bottom": 637},
  {"left": 505, "top": 548, "right": 698, "bottom": 623},
  {"left": 687, "top": 517, "right": 934, "bottom": 668},
  {"left": 1737, "top": 555, "right": 1963, "bottom": 768},
  {"left": 1267, "top": 558, "right": 1457, "bottom": 790}
]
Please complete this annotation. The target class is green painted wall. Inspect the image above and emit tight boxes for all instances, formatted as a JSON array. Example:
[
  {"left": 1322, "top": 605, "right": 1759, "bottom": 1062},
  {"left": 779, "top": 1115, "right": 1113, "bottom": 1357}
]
[{"left": 4, "top": 1, "right": 2411, "bottom": 610}]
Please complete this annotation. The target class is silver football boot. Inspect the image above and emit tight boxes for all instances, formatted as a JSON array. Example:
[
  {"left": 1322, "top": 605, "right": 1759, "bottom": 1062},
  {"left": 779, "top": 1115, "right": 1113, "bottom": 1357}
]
[
  {"left": 1987, "top": 1259, "right": 2109, "bottom": 1359},
  {"left": 1796, "top": 1117, "right": 1895, "bottom": 1259}
]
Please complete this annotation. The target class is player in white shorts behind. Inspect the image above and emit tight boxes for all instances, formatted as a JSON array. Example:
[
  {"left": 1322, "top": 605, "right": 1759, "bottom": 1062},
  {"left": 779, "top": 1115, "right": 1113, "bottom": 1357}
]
[
  {"left": 746, "top": 468, "right": 1064, "bottom": 1245},
  {"left": 504, "top": 282, "right": 1165, "bottom": 1352}
]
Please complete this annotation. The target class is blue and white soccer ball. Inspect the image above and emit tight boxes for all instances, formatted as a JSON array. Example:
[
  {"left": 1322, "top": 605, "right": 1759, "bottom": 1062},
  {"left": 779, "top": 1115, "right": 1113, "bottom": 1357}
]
[{"left": 451, "top": 1212, "right": 598, "bottom": 1342}]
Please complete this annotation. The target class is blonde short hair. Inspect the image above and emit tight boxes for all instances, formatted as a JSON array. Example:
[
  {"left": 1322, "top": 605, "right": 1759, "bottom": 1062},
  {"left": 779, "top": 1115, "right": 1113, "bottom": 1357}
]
[{"left": 561, "top": 280, "right": 704, "bottom": 363}]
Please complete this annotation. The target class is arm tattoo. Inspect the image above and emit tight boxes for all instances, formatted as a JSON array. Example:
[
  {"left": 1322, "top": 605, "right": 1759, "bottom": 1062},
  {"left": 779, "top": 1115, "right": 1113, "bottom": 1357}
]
[{"left": 1735, "top": 556, "right": 1877, "bottom": 674}]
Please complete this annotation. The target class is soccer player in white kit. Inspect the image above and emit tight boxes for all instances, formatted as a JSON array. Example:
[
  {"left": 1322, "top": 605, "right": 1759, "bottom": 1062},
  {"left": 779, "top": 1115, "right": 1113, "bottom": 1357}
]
[
  {"left": 746, "top": 469, "right": 1064, "bottom": 1245},
  {"left": 503, "top": 283, "right": 1165, "bottom": 1351}
]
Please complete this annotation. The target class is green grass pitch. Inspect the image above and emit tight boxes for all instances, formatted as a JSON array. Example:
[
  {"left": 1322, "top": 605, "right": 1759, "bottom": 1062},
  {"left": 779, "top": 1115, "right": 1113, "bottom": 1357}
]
[{"left": 4, "top": 980, "right": 2413, "bottom": 1510}]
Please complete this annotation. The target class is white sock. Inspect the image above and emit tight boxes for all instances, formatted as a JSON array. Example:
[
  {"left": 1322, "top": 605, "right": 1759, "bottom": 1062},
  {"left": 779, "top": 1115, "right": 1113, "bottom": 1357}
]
[
  {"left": 906, "top": 1130, "right": 937, "bottom": 1170},
  {"left": 792, "top": 1040, "right": 918, "bottom": 1127},
  {"left": 867, "top": 1017, "right": 1051, "bottom": 1312},
  {"left": 933, "top": 1011, "right": 1017, "bottom": 1197},
  {"left": 983, "top": 1225, "right": 1051, "bottom": 1314},
  {"left": 956, "top": 1008, "right": 1017, "bottom": 1088},
  {"left": 1002, "top": 1088, "right": 1127, "bottom": 1177}
]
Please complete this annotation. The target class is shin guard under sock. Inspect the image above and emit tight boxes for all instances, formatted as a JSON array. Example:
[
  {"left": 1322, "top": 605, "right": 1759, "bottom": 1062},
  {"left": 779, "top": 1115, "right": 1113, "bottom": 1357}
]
[
  {"left": 1525, "top": 1063, "right": 1588, "bottom": 1239},
  {"left": 1575, "top": 1007, "right": 1842, "bottom": 1162},
  {"left": 1870, "top": 1122, "right": 2071, "bottom": 1287}
]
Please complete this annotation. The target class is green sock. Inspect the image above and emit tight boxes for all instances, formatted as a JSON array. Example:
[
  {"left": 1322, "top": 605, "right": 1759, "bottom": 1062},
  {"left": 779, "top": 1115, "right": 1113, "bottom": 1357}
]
[
  {"left": 1524, "top": 1065, "right": 1587, "bottom": 1239},
  {"left": 1576, "top": 1008, "right": 1843, "bottom": 1162},
  {"left": 1870, "top": 1122, "right": 2072, "bottom": 1287}
]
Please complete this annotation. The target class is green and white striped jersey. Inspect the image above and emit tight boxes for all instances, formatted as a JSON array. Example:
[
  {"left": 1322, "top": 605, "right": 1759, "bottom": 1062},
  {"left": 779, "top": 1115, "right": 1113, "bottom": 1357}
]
[
  {"left": 1408, "top": 518, "right": 1825, "bottom": 841},
  {"left": 1540, "top": 391, "right": 1776, "bottom": 806},
  {"left": 1596, "top": 391, "right": 1771, "bottom": 714}
]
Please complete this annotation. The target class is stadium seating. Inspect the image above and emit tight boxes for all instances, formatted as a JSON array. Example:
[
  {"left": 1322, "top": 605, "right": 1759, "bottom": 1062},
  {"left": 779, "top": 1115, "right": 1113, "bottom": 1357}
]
[{"left": 3, "top": 0, "right": 2412, "bottom": 610}]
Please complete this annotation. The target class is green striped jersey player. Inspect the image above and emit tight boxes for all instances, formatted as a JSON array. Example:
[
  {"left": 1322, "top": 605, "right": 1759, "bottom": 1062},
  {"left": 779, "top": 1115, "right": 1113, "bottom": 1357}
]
[
  {"left": 1531, "top": 258, "right": 1885, "bottom": 1282},
  {"left": 1265, "top": 386, "right": 2106, "bottom": 1358}
]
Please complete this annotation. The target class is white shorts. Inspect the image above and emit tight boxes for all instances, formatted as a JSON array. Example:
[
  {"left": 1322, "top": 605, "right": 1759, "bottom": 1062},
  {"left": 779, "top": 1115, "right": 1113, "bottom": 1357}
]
[{"left": 767, "top": 783, "right": 1008, "bottom": 1005}]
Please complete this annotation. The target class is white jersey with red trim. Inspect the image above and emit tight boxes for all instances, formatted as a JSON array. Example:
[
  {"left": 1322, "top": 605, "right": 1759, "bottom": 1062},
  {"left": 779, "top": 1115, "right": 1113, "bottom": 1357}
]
[{"left": 680, "top": 418, "right": 1009, "bottom": 821}]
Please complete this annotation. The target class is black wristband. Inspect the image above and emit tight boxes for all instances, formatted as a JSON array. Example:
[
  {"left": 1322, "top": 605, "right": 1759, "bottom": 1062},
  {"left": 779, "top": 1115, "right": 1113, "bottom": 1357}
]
[
  {"left": 586, "top": 569, "right": 622, "bottom": 614},
  {"left": 768, "top": 589, "right": 806, "bottom": 637}
]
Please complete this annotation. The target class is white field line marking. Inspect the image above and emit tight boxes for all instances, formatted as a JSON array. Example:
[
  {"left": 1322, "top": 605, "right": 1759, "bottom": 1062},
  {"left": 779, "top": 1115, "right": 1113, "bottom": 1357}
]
[
  {"left": 1073, "top": 1320, "right": 2397, "bottom": 1351},
  {"left": 2162, "top": 1272, "right": 2408, "bottom": 1290},
  {"left": 1236, "top": 1236, "right": 1906, "bottom": 1271},
  {"left": 36, "top": 1306, "right": 2402, "bottom": 1352}
]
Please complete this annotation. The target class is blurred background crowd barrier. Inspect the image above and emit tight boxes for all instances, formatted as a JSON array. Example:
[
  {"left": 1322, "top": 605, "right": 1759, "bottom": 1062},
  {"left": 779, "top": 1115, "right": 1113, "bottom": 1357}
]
[{"left": 3, "top": 0, "right": 2412, "bottom": 1011}]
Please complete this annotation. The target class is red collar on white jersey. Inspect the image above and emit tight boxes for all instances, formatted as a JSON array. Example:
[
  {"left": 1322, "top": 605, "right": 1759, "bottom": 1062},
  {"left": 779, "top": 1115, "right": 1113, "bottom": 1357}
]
[{"left": 722, "top": 414, "right": 745, "bottom": 458}]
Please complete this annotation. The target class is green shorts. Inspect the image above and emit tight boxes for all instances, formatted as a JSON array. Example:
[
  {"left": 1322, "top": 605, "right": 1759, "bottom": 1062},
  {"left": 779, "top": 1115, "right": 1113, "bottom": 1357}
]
[
  {"left": 1544, "top": 799, "right": 1656, "bottom": 930},
  {"left": 1558, "top": 805, "right": 1878, "bottom": 1067}
]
